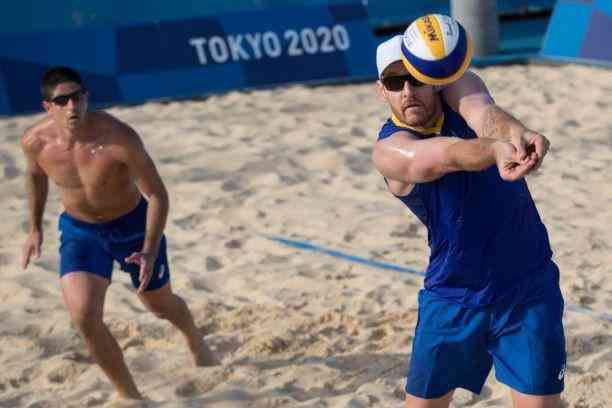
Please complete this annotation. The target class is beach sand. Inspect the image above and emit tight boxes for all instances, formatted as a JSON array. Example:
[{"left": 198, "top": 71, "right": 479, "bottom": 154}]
[{"left": 0, "top": 63, "right": 610, "bottom": 407}]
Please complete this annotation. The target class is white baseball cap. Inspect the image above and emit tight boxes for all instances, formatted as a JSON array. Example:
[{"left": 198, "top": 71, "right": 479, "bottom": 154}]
[{"left": 376, "top": 35, "right": 403, "bottom": 78}]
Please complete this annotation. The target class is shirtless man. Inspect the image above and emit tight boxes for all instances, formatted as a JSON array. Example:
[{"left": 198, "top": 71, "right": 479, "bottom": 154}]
[{"left": 21, "top": 66, "right": 217, "bottom": 399}]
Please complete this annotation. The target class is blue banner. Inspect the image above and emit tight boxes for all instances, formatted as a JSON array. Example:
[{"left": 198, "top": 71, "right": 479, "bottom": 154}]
[
  {"left": 0, "top": 3, "right": 377, "bottom": 116},
  {"left": 541, "top": 0, "right": 612, "bottom": 67},
  {"left": 0, "top": 1, "right": 557, "bottom": 35}
]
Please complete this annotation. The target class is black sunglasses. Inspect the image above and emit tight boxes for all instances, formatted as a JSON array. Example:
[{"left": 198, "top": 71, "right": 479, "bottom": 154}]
[
  {"left": 49, "top": 88, "right": 87, "bottom": 106},
  {"left": 381, "top": 74, "right": 425, "bottom": 91}
]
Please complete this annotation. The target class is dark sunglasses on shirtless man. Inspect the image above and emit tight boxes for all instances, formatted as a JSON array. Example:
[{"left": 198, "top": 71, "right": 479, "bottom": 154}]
[
  {"left": 49, "top": 88, "right": 87, "bottom": 106},
  {"left": 381, "top": 74, "right": 426, "bottom": 91}
]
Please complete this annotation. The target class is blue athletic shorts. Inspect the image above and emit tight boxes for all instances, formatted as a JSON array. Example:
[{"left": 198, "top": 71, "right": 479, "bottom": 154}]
[
  {"left": 406, "top": 263, "right": 566, "bottom": 398},
  {"left": 58, "top": 198, "right": 170, "bottom": 291}
]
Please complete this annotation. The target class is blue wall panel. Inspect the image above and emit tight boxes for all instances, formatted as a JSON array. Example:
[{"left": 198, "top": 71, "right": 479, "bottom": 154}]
[
  {"left": 596, "top": 0, "right": 612, "bottom": 14},
  {"left": 0, "top": 71, "right": 9, "bottom": 115},
  {"left": 0, "top": 28, "right": 117, "bottom": 74},
  {"left": 581, "top": 10, "right": 612, "bottom": 61},
  {"left": 541, "top": 0, "right": 612, "bottom": 66},
  {"left": 0, "top": 3, "right": 378, "bottom": 115},
  {"left": 541, "top": 3, "right": 593, "bottom": 57},
  {"left": 0, "top": 1, "right": 559, "bottom": 116},
  {"left": 0, "top": 1, "right": 556, "bottom": 34},
  {"left": 118, "top": 65, "right": 247, "bottom": 101}
]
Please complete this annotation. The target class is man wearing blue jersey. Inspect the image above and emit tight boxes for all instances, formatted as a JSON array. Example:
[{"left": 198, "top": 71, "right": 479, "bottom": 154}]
[{"left": 372, "top": 36, "right": 565, "bottom": 408}]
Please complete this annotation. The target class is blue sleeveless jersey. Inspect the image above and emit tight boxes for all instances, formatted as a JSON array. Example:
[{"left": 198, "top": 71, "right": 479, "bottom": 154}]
[{"left": 378, "top": 102, "right": 555, "bottom": 306}]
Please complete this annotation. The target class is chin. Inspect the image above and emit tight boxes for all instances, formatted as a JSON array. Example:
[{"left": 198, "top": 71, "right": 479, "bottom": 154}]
[{"left": 403, "top": 115, "right": 426, "bottom": 127}]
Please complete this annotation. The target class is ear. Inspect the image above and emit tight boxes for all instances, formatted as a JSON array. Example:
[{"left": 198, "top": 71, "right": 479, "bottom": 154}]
[
  {"left": 42, "top": 100, "right": 51, "bottom": 113},
  {"left": 375, "top": 80, "right": 387, "bottom": 102}
]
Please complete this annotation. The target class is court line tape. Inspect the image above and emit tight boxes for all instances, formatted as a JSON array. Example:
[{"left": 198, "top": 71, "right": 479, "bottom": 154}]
[
  {"left": 266, "top": 235, "right": 612, "bottom": 323},
  {"left": 565, "top": 305, "right": 612, "bottom": 323},
  {"left": 267, "top": 235, "right": 425, "bottom": 276}
]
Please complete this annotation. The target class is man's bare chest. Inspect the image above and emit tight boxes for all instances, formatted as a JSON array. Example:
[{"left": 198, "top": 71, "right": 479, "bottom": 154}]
[{"left": 39, "top": 145, "right": 125, "bottom": 190}]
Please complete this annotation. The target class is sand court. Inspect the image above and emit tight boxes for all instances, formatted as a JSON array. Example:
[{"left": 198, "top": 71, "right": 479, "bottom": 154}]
[{"left": 0, "top": 63, "right": 610, "bottom": 407}]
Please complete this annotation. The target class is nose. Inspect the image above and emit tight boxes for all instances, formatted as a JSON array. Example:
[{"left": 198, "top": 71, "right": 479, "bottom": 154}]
[
  {"left": 401, "top": 79, "right": 416, "bottom": 96},
  {"left": 65, "top": 97, "right": 77, "bottom": 109}
]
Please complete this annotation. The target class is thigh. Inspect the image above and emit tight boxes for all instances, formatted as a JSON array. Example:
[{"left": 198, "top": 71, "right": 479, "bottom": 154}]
[
  {"left": 60, "top": 233, "right": 113, "bottom": 281},
  {"left": 406, "top": 290, "right": 492, "bottom": 399},
  {"left": 60, "top": 271, "right": 110, "bottom": 320},
  {"left": 490, "top": 284, "right": 566, "bottom": 396},
  {"left": 405, "top": 390, "right": 454, "bottom": 408},
  {"left": 510, "top": 389, "right": 561, "bottom": 408}
]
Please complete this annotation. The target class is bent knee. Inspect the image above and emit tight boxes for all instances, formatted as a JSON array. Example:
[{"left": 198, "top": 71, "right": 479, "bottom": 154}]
[
  {"left": 149, "top": 308, "right": 167, "bottom": 320},
  {"left": 147, "top": 304, "right": 175, "bottom": 320},
  {"left": 140, "top": 291, "right": 182, "bottom": 321},
  {"left": 68, "top": 308, "right": 104, "bottom": 335}
]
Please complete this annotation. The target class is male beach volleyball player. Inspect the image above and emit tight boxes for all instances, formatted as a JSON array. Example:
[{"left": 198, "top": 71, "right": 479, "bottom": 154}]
[
  {"left": 21, "top": 66, "right": 217, "bottom": 399},
  {"left": 372, "top": 15, "right": 565, "bottom": 408}
]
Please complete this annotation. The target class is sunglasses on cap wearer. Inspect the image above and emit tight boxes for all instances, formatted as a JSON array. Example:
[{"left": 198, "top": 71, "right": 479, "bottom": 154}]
[
  {"left": 49, "top": 88, "right": 87, "bottom": 106},
  {"left": 381, "top": 74, "right": 425, "bottom": 91}
]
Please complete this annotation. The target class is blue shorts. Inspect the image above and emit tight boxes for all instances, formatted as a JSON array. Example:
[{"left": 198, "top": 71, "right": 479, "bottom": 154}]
[
  {"left": 406, "top": 264, "right": 566, "bottom": 398},
  {"left": 59, "top": 198, "right": 170, "bottom": 291}
]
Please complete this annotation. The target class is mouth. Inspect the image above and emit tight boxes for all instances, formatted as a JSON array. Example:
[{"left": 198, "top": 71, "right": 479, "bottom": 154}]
[{"left": 404, "top": 104, "right": 422, "bottom": 111}]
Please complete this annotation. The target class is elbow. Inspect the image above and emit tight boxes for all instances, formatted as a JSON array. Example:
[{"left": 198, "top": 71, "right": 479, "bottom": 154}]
[
  {"left": 397, "top": 161, "right": 444, "bottom": 183},
  {"left": 159, "top": 189, "right": 170, "bottom": 209},
  {"left": 412, "top": 165, "right": 445, "bottom": 183},
  {"left": 148, "top": 188, "right": 169, "bottom": 209}
]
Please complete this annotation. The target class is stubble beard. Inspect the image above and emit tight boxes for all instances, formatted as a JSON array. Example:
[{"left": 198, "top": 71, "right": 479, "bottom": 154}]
[{"left": 394, "top": 104, "right": 436, "bottom": 128}]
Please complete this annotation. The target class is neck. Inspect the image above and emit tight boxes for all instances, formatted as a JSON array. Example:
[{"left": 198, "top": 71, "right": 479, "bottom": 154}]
[
  {"left": 56, "top": 127, "right": 79, "bottom": 147},
  {"left": 55, "top": 116, "right": 88, "bottom": 145}
]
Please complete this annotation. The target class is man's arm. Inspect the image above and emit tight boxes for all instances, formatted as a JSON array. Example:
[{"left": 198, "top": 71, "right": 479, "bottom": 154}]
[
  {"left": 119, "top": 122, "right": 169, "bottom": 255},
  {"left": 443, "top": 71, "right": 549, "bottom": 168},
  {"left": 114, "top": 118, "right": 169, "bottom": 292},
  {"left": 372, "top": 131, "right": 533, "bottom": 186},
  {"left": 20, "top": 130, "right": 48, "bottom": 269}
]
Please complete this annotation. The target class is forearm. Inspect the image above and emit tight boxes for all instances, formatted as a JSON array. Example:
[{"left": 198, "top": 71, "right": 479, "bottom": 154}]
[
  {"left": 481, "top": 105, "right": 529, "bottom": 141},
  {"left": 443, "top": 137, "right": 498, "bottom": 172},
  {"left": 25, "top": 173, "right": 48, "bottom": 232},
  {"left": 142, "top": 190, "right": 169, "bottom": 255},
  {"left": 374, "top": 135, "right": 500, "bottom": 185}
]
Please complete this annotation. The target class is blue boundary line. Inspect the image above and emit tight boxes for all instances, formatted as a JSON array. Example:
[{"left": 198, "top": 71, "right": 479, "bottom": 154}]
[
  {"left": 267, "top": 236, "right": 425, "bottom": 276},
  {"left": 267, "top": 235, "right": 612, "bottom": 323},
  {"left": 565, "top": 305, "right": 612, "bottom": 323}
]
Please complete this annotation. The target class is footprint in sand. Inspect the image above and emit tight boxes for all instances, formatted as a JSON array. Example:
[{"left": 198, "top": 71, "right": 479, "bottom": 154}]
[
  {"left": 0, "top": 252, "right": 14, "bottom": 266},
  {"left": 174, "top": 213, "right": 204, "bottom": 230},
  {"left": 129, "top": 354, "right": 159, "bottom": 373},
  {"left": 206, "top": 257, "right": 223, "bottom": 271},
  {"left": 0, "top": 150, "right": 21, "bottom": 180},
  {"left": 84, "top": 391, "right": 111, "bottom": 407},
  {"left": 174, "top": 366, "right": 232, "bottom": 397},
  {"left": 46, "top": 360, "right": 88, "bottom": 384},
  {"left": 62, "top": 350, "right": 92, "bottom": 363}
]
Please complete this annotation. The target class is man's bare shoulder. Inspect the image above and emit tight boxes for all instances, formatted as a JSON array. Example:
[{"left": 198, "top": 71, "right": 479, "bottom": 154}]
[
  {"left": 89, "top": 111, "right": 146, "bottom": 165},
  {"left": 21, "top": 117, "right": 54, "bottom": 155},
  {"left": 91, "top": 111, "right": 140, "bottom": 145},
  {"left": 442, "top": 70, "right": 493, "bottom": 112}
]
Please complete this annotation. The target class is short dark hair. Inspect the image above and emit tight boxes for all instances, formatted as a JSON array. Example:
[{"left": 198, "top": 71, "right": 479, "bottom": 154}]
[{"left": 41, "top": 66, "right": 83, "bottom": 101}]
